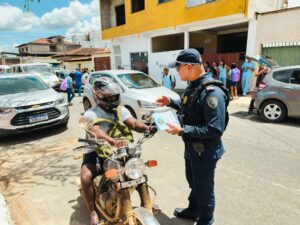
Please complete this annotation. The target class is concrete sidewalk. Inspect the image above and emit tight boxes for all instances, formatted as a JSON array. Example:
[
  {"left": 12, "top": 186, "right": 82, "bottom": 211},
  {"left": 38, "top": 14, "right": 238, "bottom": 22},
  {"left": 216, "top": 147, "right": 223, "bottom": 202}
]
[
  {"left": 229, "top": 95, "right": 251, "bottom": 109},
  {"left": 0, "top": 193, "right": 13, "bottom": 225}
]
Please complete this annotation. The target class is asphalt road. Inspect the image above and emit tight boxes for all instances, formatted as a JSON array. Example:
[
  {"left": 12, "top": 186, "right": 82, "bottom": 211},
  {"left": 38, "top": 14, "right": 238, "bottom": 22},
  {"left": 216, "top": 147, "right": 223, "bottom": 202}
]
[{"left": 0, "top": 95, "right": 299, "bottom": 225}]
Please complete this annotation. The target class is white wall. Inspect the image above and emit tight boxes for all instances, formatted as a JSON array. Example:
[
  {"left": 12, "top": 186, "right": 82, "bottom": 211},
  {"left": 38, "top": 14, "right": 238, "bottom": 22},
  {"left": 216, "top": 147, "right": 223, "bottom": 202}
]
[
  {"left": 248, "top": 0, "right": 280, "bottom": 18},
  {"left": 111, "top": 35, "right": 151, "bottom": 70},
  {"left": 246, "top": 19, "right": 257, "bottom": 56},
  {"left": 149, "top": 50, "right": 188, "bottom": 90},
  {"left": 289, "top": 0, "right": 300, "bottom": 8}
]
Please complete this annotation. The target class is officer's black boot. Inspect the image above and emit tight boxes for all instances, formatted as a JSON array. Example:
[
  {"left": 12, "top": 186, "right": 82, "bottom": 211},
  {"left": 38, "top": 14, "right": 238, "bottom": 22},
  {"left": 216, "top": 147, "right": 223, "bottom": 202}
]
[{"left": 174, "top": 208, "right": 198, "bottom": 222}]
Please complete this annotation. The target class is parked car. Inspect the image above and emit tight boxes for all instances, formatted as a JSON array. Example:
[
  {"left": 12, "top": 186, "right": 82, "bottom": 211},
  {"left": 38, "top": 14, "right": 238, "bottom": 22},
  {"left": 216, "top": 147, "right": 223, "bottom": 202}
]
[
  {"left": 10, "top": 63, "right": 61, "bottom": 91},
  {"left": 83, "top": 70, "right": 181, "bottom": 121},
  {"left": 0, "top": 65, "right": 10, "bottom": 74},
  {"left": 0, "top": 74, "right": 69, "bottom": 138},
  {"left": 255, "top": 66, "right": 300, "bottom": 122}
]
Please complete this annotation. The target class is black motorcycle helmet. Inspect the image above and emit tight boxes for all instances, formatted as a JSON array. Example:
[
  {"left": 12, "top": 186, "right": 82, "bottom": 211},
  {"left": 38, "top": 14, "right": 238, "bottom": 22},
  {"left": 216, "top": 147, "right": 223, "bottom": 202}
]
[{"left": 92, "top": 77, "right": 122, "bottom": 111}]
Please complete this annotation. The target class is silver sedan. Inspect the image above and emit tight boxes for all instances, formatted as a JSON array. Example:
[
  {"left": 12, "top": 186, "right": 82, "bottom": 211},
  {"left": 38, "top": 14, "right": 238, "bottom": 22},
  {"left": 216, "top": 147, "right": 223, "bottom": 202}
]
[{"left": 0, "top": 74, "right": 69, "bottom": 138}]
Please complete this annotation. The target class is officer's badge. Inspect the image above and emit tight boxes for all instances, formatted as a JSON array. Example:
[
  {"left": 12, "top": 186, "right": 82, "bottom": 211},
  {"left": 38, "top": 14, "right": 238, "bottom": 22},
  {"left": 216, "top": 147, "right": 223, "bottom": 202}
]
[
  {"left": 183, "top": 96, "right": 188, "bottom": 104},
  {"left": 207, "top": 97, "right": 218, "bottom": 109}
]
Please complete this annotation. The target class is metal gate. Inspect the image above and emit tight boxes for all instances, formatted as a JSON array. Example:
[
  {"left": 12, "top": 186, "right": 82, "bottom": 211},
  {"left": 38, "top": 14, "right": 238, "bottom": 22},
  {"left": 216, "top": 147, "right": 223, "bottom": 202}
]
[
  {"left": 94, "top": 57, "right": 111, "bottom": 71},
  {"left": 262, "top": 46, "right": 300, "bottom": 66}
]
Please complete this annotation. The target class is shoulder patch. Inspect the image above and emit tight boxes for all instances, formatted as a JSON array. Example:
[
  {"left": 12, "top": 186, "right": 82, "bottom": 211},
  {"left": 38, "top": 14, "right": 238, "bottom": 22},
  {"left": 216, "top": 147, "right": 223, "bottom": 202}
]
[
  {"left": 207, "top": 96, "right": 218, "bottom": 109},
  {"left": 206, "top": 86, "right": 216, "bottom": 92}
]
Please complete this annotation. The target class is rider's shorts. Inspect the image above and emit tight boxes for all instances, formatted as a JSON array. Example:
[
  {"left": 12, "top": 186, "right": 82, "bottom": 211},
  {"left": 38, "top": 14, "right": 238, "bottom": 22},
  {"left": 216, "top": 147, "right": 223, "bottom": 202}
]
[{"left": 82, "top": 151, "right": 105, "bottom": 174}]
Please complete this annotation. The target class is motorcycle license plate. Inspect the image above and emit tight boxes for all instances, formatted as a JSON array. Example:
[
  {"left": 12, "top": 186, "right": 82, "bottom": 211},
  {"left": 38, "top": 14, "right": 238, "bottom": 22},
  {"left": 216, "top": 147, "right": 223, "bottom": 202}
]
[
  {"left": 120, "top": 176, "right": 147, "bottom": 189},
  {"left": 29, "top": 113, "right": 48, "bottom": 123}
]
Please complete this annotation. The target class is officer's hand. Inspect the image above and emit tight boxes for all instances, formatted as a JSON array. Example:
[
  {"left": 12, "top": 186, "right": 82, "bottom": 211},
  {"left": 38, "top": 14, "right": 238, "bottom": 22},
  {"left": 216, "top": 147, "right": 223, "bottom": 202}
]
[
  {"left": 166, "top": 123, "right": 182, "bottom": 135},
  {"left": 156, "top": 96, "right": 170, "bottom": 107}
]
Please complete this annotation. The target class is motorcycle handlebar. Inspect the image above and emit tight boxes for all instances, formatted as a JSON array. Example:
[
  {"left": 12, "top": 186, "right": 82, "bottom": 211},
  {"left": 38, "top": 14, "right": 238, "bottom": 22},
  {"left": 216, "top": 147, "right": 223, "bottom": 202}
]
[{"left": 78, "top": 138, "right": 101, "bottom": 146}]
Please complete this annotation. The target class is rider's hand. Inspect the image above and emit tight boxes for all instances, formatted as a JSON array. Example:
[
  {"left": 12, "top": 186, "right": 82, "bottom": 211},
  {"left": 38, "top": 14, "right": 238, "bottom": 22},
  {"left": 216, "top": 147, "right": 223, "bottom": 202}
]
[
  {"left": 156, "top": 96, "right": 170, "bottom": 107},
  {"left": 113, "top": 139, "right": 128, "bottom": 148}
]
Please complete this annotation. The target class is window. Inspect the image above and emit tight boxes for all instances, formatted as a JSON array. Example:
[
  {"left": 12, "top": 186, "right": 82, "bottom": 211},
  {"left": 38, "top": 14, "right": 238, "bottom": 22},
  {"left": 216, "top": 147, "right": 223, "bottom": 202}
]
[
  {"left": 186, "top": 0, "right": 215, "bottom": 8},
  {"left": 158, "top": 0, "right": 172, "bottom": 4},
  {"left": 131, "top": 0, "right": 145, "bottom": 13},
  {"left": 130, "top": 52, "right": 148, "bottom": 74},
  {"left": 273, "top": 69, "right": 293, "bottom": 84},
  {"left": 115, "top": 4, "right": 126, "bottom": 26},
  {"left": 291, "top": 69, "right": 300, "bottom": 85}
]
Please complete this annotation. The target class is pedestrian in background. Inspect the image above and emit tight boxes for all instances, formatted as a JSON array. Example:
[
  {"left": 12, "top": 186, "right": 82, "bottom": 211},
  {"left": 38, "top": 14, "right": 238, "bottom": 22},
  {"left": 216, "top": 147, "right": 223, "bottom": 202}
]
[
  {"left": 66, "top": 74, "right": 75, "bottom": 106},
  {"left": 74, "top": 68, "right": 83, "bottom": 96},
  {"left": 162, "top": 66, "right": 176, "bottom": 90},
  {"left": 218, "top": 60, "right": 227, "bottom": 86},
  {"left": 229, "top": 63, "right": 241, "bottom": 100},
  {"left": 248, "top": 63, "right": 269, "bottom": 114},
  {"left": 241, "top": 56, "right": 255, "bottom": 96},
  {"left": 204, "top": 62, "right": 211, "bottom": 75},
  {"left": 211, "top": 61, "right": 218, "bottom": 79}
]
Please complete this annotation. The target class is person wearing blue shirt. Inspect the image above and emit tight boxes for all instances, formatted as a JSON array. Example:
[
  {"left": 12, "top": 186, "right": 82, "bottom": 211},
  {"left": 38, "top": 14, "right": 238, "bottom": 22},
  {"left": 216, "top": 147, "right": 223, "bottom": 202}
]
[
  {"left": 218, "top": 60, "right": 227, "bottom": 86},
  {"left": 162, "top": 66, "right": 176, "bottom": 90},
  {"left": 241, "top": 56, "right": 255, "bottom": 96},
  {"left": 74, "top": 68, "right": 83, "bottom": 96},
  {"left": 156, "top": 49, "right": 229, "bottom": 225}
]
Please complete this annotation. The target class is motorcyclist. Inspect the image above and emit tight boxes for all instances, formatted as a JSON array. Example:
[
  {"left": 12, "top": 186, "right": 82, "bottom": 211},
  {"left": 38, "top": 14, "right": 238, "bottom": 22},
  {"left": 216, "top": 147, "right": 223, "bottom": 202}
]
[{"left": 81, "top": 77, "right": 155, "bottom": 225}]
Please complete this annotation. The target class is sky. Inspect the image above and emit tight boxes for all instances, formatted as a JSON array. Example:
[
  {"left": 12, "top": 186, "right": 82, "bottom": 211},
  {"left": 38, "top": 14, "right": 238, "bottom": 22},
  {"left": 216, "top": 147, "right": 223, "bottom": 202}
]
[{"left": 0, "top": 0, "right": 101, "bottom": 52}]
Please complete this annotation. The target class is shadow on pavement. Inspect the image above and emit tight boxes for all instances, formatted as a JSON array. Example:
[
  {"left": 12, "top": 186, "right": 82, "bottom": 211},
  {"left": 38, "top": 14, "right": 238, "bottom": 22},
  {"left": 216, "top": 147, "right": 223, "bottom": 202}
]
[
  {"left": 0, "top": 125, "right": 68, "bottom": 147},
  {"left": 155, "top": 213, "right": 195, "bottom": 225},
  {"left": 67, "top": 192, "right": 195, "bottom": 225},
  {"left": 230, "top": 111, "right": 300, "bottom": 128},
  {"left": 69, "top": 194, "right": 89, "bottom": 225}
]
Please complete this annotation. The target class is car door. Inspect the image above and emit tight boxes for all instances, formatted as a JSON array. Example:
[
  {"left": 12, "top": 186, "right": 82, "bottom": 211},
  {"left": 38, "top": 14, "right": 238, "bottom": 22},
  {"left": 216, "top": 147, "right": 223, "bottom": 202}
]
[
  {"left": 278, "top": 68, "right": 300, "bottom": 117},
  {"left": 287, "top": 69, "right": 300, "bottom": 117}
]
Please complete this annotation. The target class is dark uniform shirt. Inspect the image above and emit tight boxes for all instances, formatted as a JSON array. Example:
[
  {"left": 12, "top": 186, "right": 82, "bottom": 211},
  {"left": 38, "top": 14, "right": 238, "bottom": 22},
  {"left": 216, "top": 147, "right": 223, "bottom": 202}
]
[{"left": 169, "top": 73, "right": 227, "bottom": 159}]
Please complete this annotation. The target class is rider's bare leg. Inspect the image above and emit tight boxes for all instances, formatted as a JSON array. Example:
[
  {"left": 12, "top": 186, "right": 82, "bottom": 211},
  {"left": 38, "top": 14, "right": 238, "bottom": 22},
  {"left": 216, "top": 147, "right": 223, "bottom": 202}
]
[{"left": 81, "top": 164, "right": 99, "bottom": 225}]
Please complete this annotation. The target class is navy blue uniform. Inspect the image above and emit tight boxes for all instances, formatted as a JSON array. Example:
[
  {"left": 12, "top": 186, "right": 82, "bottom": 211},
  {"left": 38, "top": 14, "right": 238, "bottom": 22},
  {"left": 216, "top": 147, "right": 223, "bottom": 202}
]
[{"left": 169, "top": 73, "right": 227, "bottom": 225}]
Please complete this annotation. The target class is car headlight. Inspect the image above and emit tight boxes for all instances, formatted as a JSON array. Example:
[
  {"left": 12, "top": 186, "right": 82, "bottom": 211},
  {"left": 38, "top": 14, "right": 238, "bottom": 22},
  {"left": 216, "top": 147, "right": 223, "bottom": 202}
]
[
  {"left": 137, "top": 100, "right": 157, "bottom": 109},
  {"left": 124, "top": 158, "right": 146, "bottom": 180},
  {"left": 55, "top": 96, "right": 64, "bottom": 104},
  {"left": 0, "top": 107, "right": 13, "bottom": 114}
]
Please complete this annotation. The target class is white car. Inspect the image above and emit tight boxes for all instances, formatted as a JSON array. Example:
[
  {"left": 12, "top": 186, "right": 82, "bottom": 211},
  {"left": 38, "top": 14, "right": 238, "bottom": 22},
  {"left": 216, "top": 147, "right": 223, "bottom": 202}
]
[
  {"left": 0, "top": 74, "right": 69, "bottom": 138},
  {"left": 83, "top": 70, "right": 181, "bottom": 121},
  {"left": 10, "top": 63, "right": 60, "bottom": 91}
]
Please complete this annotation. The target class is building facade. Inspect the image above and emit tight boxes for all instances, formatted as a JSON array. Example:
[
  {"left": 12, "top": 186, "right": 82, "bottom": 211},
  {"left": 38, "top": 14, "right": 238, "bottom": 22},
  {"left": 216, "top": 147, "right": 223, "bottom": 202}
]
[
  {"left": 16, "top": 36, "right": 81, "bottom": 57},
  {"left": 99, "top": 0, "right": 286, "bottom": 89},
  {"left": 71, "top": 31, "right": 111, "bottom": 49},
  {"left": 255, "top": 2, "right": 300, "bottom": 66},
  {"left": 52, "top": 48, "right": 111, "bottom": 71}
]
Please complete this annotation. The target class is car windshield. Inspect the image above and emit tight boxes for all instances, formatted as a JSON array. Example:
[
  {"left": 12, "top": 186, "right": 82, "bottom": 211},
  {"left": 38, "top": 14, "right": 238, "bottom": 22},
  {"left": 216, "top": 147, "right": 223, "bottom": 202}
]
[
  {"left": 118, "top": 73, "right": 160, "bottom": 89},
  {"left": 23, "top": 65, "right": 52, "bottom": 75},
  {"left": 0, "top": 77, "right": 49, "bottom": 95}
]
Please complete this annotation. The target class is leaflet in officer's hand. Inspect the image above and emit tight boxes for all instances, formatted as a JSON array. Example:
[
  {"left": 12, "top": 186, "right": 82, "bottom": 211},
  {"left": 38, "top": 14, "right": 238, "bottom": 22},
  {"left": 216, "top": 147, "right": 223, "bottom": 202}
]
[{"left": 151, "top": 110, "right": 181, "bottom": 131}]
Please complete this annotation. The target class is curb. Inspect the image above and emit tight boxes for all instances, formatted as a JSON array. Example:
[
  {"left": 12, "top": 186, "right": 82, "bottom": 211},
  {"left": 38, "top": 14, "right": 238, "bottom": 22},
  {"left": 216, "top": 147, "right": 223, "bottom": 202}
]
[{"left": 0, "top": 193, "right": 14, "bottom": 225}]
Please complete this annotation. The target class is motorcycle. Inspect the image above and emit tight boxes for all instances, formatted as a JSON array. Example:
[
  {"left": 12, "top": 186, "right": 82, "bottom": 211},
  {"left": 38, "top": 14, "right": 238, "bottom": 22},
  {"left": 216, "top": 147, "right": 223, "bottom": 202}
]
[{"left": 74, "top": 115, "right": 161, "bottom": 225}]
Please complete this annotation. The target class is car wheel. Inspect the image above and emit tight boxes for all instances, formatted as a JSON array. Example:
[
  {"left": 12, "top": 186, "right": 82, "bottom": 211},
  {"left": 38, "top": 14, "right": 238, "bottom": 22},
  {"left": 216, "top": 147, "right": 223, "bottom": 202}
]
[
  {"left": 83, "top": 98, "right": 92, "bottom": 111},
  {"left": 260, "top": 100, "right": 287, "bottom": 122},
  {"left": 125, "top": 106, "right": 137, "bottom": 119}
]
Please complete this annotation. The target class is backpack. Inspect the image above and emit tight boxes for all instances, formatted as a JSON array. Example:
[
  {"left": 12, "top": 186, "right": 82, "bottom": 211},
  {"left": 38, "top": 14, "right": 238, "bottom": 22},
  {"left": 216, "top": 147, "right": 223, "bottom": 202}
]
[
  {"left": 190, "top": 80, "right": 230, "bottom": 131},
  {"left": 170, "top": 74, "right": 176, "bottom": 88},
  {"left": 60, "top": 77, "right": 68, "bottom": 91}
]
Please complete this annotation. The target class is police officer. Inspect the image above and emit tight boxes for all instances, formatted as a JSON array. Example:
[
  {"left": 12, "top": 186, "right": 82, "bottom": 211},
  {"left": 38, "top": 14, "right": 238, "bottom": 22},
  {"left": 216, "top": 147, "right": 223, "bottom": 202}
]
[{"left": 156, "top": 49, "right": 229, "bottom": 225}]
